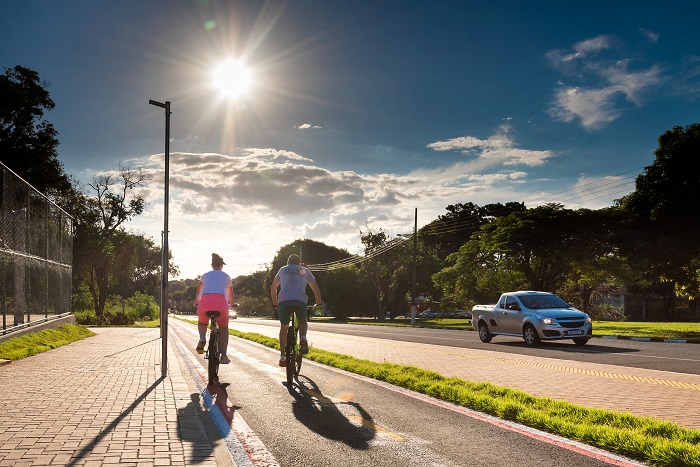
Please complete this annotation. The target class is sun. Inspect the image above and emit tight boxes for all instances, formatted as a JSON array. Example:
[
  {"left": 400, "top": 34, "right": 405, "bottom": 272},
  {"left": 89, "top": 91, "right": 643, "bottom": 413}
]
[{"left": 211, "top": 59, "right": 252, "bottom": 99}]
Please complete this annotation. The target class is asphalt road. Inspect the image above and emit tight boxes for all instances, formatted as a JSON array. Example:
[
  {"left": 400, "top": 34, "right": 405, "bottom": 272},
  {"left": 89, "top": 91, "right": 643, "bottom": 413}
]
[
  {"left": 230, "top": 317, "right": 700, "bottom": 375},
  {"left": 170, "top": 319, "right": 643, "bottom": 467}
]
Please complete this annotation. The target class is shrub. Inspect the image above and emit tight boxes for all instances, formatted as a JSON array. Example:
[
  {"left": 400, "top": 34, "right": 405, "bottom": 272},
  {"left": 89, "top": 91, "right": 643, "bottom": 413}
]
[
  {"left": 589, "top": 304, "right": 626, "bottom": 322},
  {"left": 73, "top": 292, "right": 158, "bottom": 326}
]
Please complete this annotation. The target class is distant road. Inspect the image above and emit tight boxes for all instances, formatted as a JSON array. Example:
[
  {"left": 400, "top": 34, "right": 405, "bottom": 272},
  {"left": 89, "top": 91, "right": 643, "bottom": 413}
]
[{"left": 233, "top": 317, "right": 700, "bottom": 375}]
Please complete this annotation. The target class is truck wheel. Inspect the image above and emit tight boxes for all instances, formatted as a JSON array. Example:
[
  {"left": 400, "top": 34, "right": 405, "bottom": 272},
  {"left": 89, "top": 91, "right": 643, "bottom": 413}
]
[
  {"left": 523, "top": 324, "right": 540, "bottom": 347},
  {"left": 573, "top": 338, "right": 589, "bottom": 346},
  {"left": 478, "top": 321, "right": 492, "bottom": 343}
]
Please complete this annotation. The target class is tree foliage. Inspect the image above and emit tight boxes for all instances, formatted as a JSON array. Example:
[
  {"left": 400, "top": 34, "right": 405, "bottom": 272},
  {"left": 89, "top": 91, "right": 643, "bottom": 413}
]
[
  {"left": 617, "top": 123, "right": 700, "bottom": 313},
  {"left": 0, "top": 65, "right": 71, "bottom": 196},
  {"left": 71, "top": 167, "right": 160, "bottom": 317}
]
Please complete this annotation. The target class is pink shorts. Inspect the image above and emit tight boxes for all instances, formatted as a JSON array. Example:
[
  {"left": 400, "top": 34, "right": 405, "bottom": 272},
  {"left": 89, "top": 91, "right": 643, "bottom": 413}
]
[{"left": 197, "top": 294, "right": 229, "bottom": 327}]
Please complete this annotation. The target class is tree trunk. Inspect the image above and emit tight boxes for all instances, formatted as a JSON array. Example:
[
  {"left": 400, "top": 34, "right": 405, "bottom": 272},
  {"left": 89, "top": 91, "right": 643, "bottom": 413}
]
[{"left": 665, "top": 283, "right": 675, "bottom": 321}]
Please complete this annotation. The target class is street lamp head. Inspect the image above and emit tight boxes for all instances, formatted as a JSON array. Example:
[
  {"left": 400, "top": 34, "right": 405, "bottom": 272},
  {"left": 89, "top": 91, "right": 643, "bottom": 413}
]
[{"left": 149, "top": 99, "right": 168, "bottom": 109}]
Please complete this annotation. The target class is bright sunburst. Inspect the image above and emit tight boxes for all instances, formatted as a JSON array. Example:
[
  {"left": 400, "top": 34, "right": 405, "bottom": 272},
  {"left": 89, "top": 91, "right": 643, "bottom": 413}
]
[{"left": 212, "top": 59, "right": 252, "bottom": 99}]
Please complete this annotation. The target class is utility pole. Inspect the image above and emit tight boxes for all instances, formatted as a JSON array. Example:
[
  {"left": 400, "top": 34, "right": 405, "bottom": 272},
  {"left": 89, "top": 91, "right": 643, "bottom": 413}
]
[
  {"left": 411, "top": 208, "right": 417, "bottom": 325},
  {"left": 149, "top": 99, "right": 171, "bottom": 378}
]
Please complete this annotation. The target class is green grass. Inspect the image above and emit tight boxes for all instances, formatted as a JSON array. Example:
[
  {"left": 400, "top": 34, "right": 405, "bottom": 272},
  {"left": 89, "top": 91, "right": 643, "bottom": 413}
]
[
  {"left": 134, "top": 319, "right": 161, "bottom": 328},
  {"left": 0, "top": 324, "right": 95, "bottom": 361},
  {"left": 593, "top": 321, "right": 700, "bottom": 343},
  {"left": 203, "top": 320, "right": 700, "bottom": 467}
]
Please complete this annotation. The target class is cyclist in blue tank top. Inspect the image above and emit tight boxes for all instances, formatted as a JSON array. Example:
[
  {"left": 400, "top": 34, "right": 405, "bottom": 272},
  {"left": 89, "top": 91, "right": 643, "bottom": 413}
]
[{"left": 270, "top": 254, "right": 322, "bottom": 367}]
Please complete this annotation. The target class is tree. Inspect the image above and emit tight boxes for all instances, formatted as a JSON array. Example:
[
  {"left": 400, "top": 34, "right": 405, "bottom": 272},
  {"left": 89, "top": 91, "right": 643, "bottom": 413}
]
[
  {"left": 321, "top": 266, "right": 373, "bottom": 319},
  {"left": 420, "top": 202, "right": 525, "bottom": 261},
  {"left": 109, "top": 231, "right": 178, "bottom": 301},
  {"left": 433, "top": 204, "right": 627, "bottom": 308},
  {"left": 233, "top": 270, "right": 270, "bottom": 316},
  {"left": 617, "top": 123, "right": 700, "bottom": 318},
  {"left": 0, "top": 65, "right": 71, "bottom": 196},
  {"left": 433, "top": 237, "right": 524, "bottom": 309},
  {"left": 358, "top": 227, "right": 416, "bottom": 320},
  {"left": 168, "top": 278, "right": 200, "bottom": 315},
  {"left": 72, "top": 166, "right": 149, "bottom": 318}
]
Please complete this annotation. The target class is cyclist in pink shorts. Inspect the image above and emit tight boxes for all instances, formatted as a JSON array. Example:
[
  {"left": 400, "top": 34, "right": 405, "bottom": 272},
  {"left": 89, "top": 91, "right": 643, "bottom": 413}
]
[{"left": 195, "top": 253, "right": 234, "bottom": 364}]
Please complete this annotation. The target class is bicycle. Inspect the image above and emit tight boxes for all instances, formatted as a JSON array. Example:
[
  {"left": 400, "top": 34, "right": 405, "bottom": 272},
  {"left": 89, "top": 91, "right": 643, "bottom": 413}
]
[
  {"left": 284, "top": 304, "right": 303, "bottom": 386},
  {"left": 284, "top": 304, "right": 319, "bottom": 386},
  {"left": 205, "top": 310, "right": 221, "bottom": 385}
]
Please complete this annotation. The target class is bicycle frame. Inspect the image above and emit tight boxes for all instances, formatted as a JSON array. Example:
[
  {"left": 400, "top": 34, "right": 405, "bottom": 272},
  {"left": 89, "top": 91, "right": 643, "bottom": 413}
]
[
  {"left": 285, "top": 306, "right": 303, "bottom": 385},
  {"left": 205, "top": 311, "right": 220, "bottom": 385}
]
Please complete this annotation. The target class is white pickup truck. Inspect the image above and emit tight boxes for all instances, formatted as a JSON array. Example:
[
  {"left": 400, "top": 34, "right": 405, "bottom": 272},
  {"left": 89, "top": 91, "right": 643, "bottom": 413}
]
[{"left": 472, "top": 291, "right": 592, "bottom": 346}]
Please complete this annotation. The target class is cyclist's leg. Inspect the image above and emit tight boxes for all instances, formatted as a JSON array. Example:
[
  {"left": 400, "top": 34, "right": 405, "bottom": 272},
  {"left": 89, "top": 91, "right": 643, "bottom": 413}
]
[
  {"left": 297, "top": 304, "right": 309, "bottom": 353},
  {"left": 214, "top": 310, "right": 230, "bottom": 357},
  {"left": 278, "top": 324, "right": 289, "bottom": 353},
  {"left": 195, "top": 299, "right": 212, "bottom": 352},
  {"left": 219, "top": 326, "right": 230, "bottom": 363}
]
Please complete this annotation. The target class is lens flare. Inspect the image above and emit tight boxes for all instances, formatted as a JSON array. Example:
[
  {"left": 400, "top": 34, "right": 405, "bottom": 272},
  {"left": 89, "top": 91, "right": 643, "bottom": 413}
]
[{"left": 212, "top": 59, "right": 252, "bottom": 99}]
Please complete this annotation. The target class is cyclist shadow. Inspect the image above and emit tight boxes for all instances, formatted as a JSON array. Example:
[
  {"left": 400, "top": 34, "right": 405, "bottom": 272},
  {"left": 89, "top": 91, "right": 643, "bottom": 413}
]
[
  {"left": 216, "top": 382, "right": 242, "bottom": 419},
  {"left": 289, "top": 375, "right": 375, "bottom": 450}
]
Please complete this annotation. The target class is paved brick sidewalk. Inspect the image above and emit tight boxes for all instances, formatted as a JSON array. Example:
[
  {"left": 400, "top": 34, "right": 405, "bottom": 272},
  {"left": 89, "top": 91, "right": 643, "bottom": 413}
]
[{"left": 0, "top": 327, "right": 220, "bottom": 467}]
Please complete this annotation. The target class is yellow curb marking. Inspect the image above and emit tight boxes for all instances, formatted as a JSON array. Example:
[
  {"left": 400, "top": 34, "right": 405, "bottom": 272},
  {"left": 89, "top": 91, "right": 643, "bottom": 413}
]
[
  {"left": 455, "top": 353, "right": 700, "bottom": 391},
  {"left": 348, "top": 416, "right": 407, "bottom": 442},
  {"left": 304, "top": 388, "right": 334, "bottom": 404}
]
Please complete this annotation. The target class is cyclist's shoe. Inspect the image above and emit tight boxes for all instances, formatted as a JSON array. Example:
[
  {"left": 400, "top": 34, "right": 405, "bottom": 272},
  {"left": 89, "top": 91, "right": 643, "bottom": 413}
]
[
  {"left": 196, "top": 340, "right": 206, "bottom": 354},
  {"left": 278, "top": 356, "right": 287, "bottom": 367},
  {"left": 220, "top": 354, "right": 230, "bottom": 364},
  {"left": 300, "top": 339, "right": 309, "bottom": 354}
]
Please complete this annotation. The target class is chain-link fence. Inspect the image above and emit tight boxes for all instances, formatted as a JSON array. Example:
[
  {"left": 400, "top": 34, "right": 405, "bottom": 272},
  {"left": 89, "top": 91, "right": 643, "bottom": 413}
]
[{"left": 1, "top": 161, "right": 73, "bottom": 334}]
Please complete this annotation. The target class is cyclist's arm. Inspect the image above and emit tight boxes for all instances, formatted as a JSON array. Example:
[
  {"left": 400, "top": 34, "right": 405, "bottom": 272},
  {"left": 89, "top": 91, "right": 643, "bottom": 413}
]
[
  {"left": 309, "top": 280, "right": 322, "bottom": 306},
  {"left": 195, "top": 281, "right": 204, "bottom": 304},
  {"left": 270, "top": 276, "right": 280, "bottom": 306},
  {"left": 226, "top": 285, "right": 234, "bottom": 305}
]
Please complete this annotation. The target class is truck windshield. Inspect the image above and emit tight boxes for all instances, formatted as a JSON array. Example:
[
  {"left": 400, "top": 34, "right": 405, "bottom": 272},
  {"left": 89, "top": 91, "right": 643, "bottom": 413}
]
[{"left": 517, "top": 294, "right": 570, "bottom": 310}]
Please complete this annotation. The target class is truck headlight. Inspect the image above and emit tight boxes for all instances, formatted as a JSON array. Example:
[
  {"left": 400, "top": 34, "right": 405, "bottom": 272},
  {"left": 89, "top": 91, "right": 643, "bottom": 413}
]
[
  {"left": 536, "top": 315, "right": 555, "bottom": 325},
  {"left": 585, "top": 314, "right": 592, "bottom": 323}
]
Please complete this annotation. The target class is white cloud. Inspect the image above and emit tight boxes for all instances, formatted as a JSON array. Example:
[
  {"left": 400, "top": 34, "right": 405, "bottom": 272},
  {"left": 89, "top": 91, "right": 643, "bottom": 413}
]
[
  {"left": 296, "top": 123, "right": 322, "bottom": 130},
  {"left": 576, "top": 35, "right": 612, "bottom": 54},
  {"left": 639, "top": 28, "right": 659, "bottom": 44},
  {"left": 670, "top": 55, "right": 700, "bottom": 99},
  {"left": 601, "top": 62, "right": 664, "bottom": 105},
  {"left": 546, "top": 35, "right": 665, "bottom": 129},
  {"left": 427, "top": 125, "right": 554, "bottom": 166},
  {"left": 549, "top": 86, "right": 621, "bottom": 129},
  {"left": 128, "top": 131, "right": 556, "bottom": 278}
]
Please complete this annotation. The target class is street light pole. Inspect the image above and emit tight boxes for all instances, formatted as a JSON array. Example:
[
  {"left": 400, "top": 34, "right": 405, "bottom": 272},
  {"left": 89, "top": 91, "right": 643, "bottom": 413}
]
[
  {"left": 149, "top": 99, "right": 171, "bottom": 378},
  {"left": 411, "top": 208, "right": 417, "bottom": 325}
]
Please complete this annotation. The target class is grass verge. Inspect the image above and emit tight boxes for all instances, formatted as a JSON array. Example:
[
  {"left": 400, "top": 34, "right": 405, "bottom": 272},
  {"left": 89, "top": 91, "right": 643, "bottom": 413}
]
[
  {"left": 0, "top": 324, "right": 95, "bottom": 361},
  {"left": 221, "top": 324, "right": 700, "bottom": 467},
  {"left": 592, "top": 321, "right": 700, "bottom": 343}
]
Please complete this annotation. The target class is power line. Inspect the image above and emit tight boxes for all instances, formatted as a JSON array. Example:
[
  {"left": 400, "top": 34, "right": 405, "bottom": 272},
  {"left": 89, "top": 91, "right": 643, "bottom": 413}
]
[{"left": 305, "top": 167, "right": 644, "bottom": 271}]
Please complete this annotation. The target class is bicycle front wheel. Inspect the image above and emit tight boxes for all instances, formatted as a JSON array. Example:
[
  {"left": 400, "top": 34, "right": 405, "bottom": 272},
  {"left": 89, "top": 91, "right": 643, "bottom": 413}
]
[{"left": 208, "top": 331, "right": 219, "bottom": 385}]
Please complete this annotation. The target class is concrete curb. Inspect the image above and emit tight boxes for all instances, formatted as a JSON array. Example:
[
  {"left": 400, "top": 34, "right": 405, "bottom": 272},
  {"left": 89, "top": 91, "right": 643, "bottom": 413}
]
[{"left": 597, "top": 335, "right": 691, "bottom": 344}]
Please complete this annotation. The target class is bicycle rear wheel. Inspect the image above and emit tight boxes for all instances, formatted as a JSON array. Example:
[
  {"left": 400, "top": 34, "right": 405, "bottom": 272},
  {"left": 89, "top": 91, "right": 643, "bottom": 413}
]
[
  {"left": 285, "top": 326, "right": 295, "bottom": 385},
  {"left": 208, "top": 330, "right": 219, "bottom": 385},
  {"left": 293, "top": 341, "right": 302, "bottom": 377}
]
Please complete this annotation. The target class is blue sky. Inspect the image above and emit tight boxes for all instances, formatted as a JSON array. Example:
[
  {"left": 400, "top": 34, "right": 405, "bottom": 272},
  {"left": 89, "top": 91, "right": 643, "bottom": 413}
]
[{"left": 2, "top": 1, "right": 700, "bottom": 279}]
